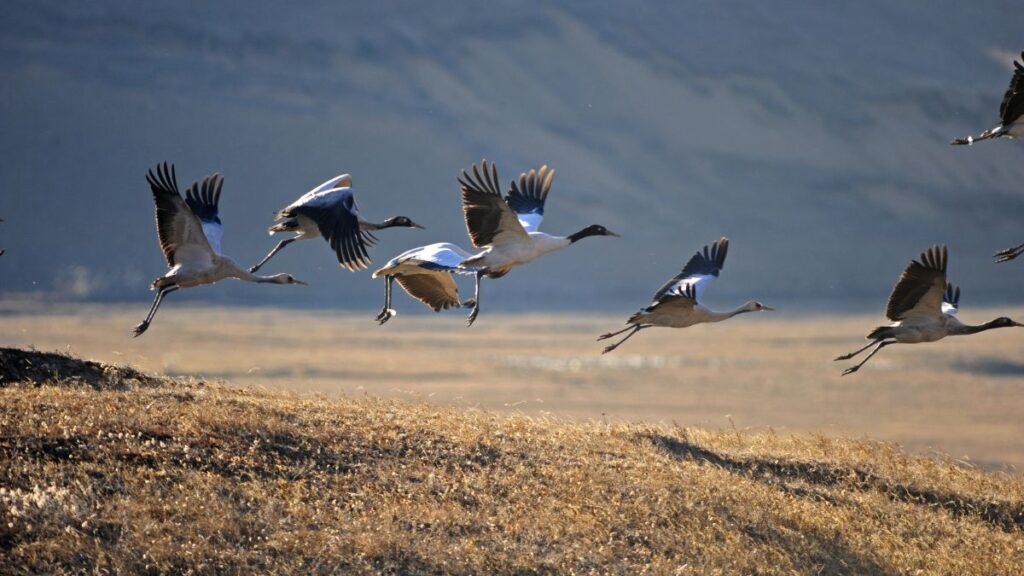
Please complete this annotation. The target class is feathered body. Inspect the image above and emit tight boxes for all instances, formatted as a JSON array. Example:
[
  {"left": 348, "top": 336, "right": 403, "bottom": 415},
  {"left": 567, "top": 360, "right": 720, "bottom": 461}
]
[
  {"left": 836, "top": 246, "right": 1022, "bottom": 375},
  {"left": 599, "top": 238, "right": 773, "bottom": 353}
]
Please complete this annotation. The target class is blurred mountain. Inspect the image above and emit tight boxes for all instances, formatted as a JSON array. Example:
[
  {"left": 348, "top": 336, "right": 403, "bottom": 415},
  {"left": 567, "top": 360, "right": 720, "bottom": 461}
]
[{"left": 1, "top": 0, "right": 1023, "bottom": 313}]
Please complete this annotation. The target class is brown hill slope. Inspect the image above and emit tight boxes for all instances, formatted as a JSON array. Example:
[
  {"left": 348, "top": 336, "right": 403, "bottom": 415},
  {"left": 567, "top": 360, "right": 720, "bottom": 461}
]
[{"left": 0, "top": 347, "right": 1022, "bottom": 574}]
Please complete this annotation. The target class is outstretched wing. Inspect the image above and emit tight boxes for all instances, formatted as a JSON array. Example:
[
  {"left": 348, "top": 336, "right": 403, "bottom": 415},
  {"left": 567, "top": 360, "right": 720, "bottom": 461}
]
[
  {"left": 999, "top": 52, "right": 1024, "bottom": 125},
  {"left": 457, "top": 160, "right": 528, "bottom": 248},
  {"left": 941, "top": 282, "right": 960, "bottom": 316},
  {"left": 395, "top": 273, "right": 463, "bottom": 312},
  {"left": 506, "top": 165, "right": 554, "bottom": 233},
  {"left": 184, "top": 173, "right": 224, "bottom": 255},
  {"left": 145, "top": 162, "right": 215, "bottom": 268},
  {"left": 283, "top": 173, "right": 354, "bottom": 214},
  {"left": 886, "top": 245, "right": 947, "bottom": 321},
  {"left": 291, "top": 189, "right": 376, "bottom": 271},
  {"left": 650, "top": 237, "right": 729, "bottom": 305}
]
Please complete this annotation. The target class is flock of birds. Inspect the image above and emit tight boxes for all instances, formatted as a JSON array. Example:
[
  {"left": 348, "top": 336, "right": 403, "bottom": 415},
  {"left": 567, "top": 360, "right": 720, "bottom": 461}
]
[{"left": 129, "top": 52, "right": 1024, "bottom": 376}]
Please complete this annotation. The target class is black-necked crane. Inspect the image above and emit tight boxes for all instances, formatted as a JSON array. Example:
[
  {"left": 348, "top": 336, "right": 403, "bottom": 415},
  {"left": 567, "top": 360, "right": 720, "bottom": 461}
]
[
  {"left": 456, "top": 159, "right": 619, "bottom": 325},
  {"left": 951, "top": 51, "right": 1024, "bottom": 145},
  {"left": 371, "top": 242, "right": 481, "bottom": 324},
  {"left": 598, "top": 237, "right": 773, "bottom": 354},
  {"left": 835, "top": 245, "right": 1023, "bottom": 375},
  {"left": 249, "top": 173, "right": 424, "bottom": 273},
  {"left": 133, "top": 163, "right": 307, "bottom": 337}
]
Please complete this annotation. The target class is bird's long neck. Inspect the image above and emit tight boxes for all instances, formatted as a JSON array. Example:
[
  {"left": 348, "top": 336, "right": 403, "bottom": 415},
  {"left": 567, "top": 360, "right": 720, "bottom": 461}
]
[
  {"left": 704, "top": 305, "right": 753, "bottom": 323},
  {"left": 949, "top": 318, "right": 1003, "bottom": 336},
  {"left": 567, "top": 227, "right": 598, "bottom": 243},
  {"left": 222, "top": 260, "right": 285, "bottom": 284},
  {"left": 360, "top": 220, "right": 385, "bottom": 231}
]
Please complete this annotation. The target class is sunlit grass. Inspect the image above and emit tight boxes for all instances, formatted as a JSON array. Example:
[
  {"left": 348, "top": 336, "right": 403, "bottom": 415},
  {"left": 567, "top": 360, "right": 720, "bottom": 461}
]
[{"left": 1, "top": 348, "right": 1022, "bottom": 574}]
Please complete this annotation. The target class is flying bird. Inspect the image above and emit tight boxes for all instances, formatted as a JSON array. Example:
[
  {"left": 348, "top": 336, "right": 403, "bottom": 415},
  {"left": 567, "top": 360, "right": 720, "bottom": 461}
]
[
  {"left": 835, "top": 245, "right": 1023, "bottom": 375},
  {"left": 598, "top": 237, "right": 773, "bottom": 354},
  {"left": 249, "top": 173, "right": 424, "bottom": 273},
  {"left": 371, "top": 242, "right": 481, "bottom": 324},
  {"left": 134, "top": 163, "right": 306, "bottom": 337},
  {"left": 993, "top": 235, "right": 1024, "bottom": 263},
  {"left": 951, "top": 51, "right": 1024, "bottom": 145},
  {"left": 456, "top": 160, "right": 619, "bottom": 325}
]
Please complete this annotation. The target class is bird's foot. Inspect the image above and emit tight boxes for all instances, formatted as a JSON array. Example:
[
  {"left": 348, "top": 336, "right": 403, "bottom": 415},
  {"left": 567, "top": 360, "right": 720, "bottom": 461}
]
[
  {"left": 601, "top": 344, "right": 618, "bottom": 354},
  {"left": 376, "top": 308, "right": 396, "bottom": 325},
  {"left": 833, "top": 353, "right": 853, "bottom": 361},
  {"left": 597, "top": 332, "right": 615, "bottom": 341},
  {"left": 466, "top": 307, "right": 480, "bottom": 327},
  {"left": 841, "top": 366, "right": 859, "bottom": 376},
  {"left": 132, "top": 321, "right": 150, "bottom": 338},
  {"left": 993, "top": 247, "right": 1024, "bottom": 263},
  {"left": 247, "top": 265, "right": 260, "bottom": 273},
  {"left": 950, "top": 136, "right": 972, "bottom": 146}
]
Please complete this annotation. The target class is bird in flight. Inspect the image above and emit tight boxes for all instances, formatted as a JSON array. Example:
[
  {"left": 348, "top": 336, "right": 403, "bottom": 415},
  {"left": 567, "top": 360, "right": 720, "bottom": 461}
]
[
  {"left": 835, "top": 245, "right": 1023, "bottom": 375},
  {"left": 598, "top": 237, "right": 773, "bottom": 354},
  {"left": 250, "top": 173, "right": 423, "bottom": 273},
  {"left": 456, "top": 159, "right": 619, "bottom": 325},
  {"left": 371, "top": 242, "right": 481, "bottom": 324},
  {"left": 134, "top": 163, "right": 306, "bottom": 337},
  {"left": 951, "top": 51, "right": 1024, "bottom": 145}
]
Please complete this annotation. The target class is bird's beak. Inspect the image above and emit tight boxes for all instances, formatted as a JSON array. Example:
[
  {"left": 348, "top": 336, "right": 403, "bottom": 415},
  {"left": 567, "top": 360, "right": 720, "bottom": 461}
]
[
  {"left": 412, "top": 222, "right": 426, "bottom": 230},
  {"left": 606, "top": 230, "right": 621, "bottom": 237},
  {"left": 295, "top": 279, "right": 309, "bottom": 286},
  {"left": 762, "top": 305, "right": 776, "bottom": 311},
  {"left": 1013, "top": 321, "right": 1024, "bottom": 327}
]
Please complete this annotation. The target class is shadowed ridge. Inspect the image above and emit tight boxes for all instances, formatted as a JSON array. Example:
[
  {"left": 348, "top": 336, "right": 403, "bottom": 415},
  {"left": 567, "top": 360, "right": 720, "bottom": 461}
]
[
  {"left": 0, "top": 347, "right": 168, "bottom": 390},
  {"left": 647, "top": 433, "right": 1024, "bottom": 534}
]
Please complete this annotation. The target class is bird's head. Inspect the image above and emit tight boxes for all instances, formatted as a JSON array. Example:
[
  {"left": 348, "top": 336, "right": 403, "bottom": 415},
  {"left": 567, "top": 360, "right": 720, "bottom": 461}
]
[
  {"left": 381, "top": 216, "right": 425, "bottom": 230},
  {"left": 746, "top": 301, "right": 775, "bottom": 313},
  {"left": 568, "top": 224, "right": 620, "bottom": 243},
  {"left": 272, "top": 274, "right": 307, "bottom": 286},
  {"left": 989, "top": 317, "right": 1024, "bottom": 328}
]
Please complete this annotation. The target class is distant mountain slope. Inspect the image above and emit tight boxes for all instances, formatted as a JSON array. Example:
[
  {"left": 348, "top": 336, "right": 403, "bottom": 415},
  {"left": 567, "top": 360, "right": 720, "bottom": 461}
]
[{"left": 1, "top": 1, "right": 1022, "bottom": 310}]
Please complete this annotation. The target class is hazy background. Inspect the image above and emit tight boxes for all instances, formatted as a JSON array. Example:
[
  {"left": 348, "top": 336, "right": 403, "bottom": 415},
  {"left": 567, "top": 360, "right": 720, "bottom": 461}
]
[{"left": 2, "top": 0, "right": 1023, "bottom": 313}]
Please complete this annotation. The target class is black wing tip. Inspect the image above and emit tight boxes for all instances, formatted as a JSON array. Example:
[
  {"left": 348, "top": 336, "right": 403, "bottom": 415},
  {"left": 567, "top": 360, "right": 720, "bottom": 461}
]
[
  {"left": 917, "top": 244, "right": 948, "bottom": 273},
  {"left": 457, "top": 159, "right": 502, "bottom": 196},
  {"left": 146, "top": 161, "right": 179, "bottom": 195},
  {"left": 944, "top": 282, "right": 961, "bottom": 306}
]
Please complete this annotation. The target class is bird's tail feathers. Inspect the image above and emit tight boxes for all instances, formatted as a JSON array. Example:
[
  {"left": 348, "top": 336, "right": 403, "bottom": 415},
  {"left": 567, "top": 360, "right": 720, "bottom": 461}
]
[
  {"left": 866, "top": 326, "right": 894, "bottom": 340},
  {"left": 268, "top": 218, "right": 299, "bottom": 235}
]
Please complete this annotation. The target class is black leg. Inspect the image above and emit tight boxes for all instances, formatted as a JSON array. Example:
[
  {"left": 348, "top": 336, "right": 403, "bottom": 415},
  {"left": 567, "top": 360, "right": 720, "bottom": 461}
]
[
  {"left": 841, "top": 340, "right": 895, "bottom": 376},
  {"left": 834, "top": 340, "right": 880, "bottom": 361},
  {"left": 377, "top": 276, "right": 396, "bottom": 325},
  {"left": 249, "top": 238, "right": 296, "bottom": 273},
  {"left": 994, "top": 242, "right": 1024, "bottom": 263},
  {"left": 133, "top": 285, "right": 178, "bottom": 337},
  {"left": 466, "top": 271, "right": 483, "bottom": 327},
  {"left": 601, "top": 325, "right": 648, "bottom": 354},
  {"left": 597, "top": 325, "right": 637, "bottom": 341}
]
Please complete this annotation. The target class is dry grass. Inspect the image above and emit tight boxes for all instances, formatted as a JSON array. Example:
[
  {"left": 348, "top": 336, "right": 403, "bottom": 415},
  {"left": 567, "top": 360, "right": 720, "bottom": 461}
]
[
  {"left": 1, "top": 348, "right": 1023, "bottom": 575},
  {"left": 3, "top": 301, "right": 1024, "bottom": 470}
]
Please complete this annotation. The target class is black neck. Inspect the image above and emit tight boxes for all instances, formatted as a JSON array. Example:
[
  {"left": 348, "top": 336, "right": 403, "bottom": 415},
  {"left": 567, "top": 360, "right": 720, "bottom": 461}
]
[{"left": 568, "top": 226, "right": 599, "bottom": 243}]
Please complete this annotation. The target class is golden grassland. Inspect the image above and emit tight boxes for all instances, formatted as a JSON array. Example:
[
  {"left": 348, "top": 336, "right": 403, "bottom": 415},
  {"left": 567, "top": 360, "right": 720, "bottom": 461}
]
[
  {"left": 0, "top": 347, "right": 1022, "bottom": 574},
  {"left": 2, "top": 301, "right": 1024, "bottom": 470}
]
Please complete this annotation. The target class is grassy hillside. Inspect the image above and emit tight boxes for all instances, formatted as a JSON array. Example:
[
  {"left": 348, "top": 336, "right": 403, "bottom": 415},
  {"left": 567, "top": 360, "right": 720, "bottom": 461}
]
[{"left": 1, "top": 348, "right": 1022, "bottom": 574}]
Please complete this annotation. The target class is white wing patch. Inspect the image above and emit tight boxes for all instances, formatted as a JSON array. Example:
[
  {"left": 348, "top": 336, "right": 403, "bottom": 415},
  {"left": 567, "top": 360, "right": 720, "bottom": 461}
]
[
  {"left": 516, "top": 213, "right": 544, "bottom": 233},
  {"left": 941, "top": 301, "right": 958, "bottom": 315},
  {"left": 201, "top": 221, "right": 223, "bottom": 255},
  {"left": 290, "top": 175, "right": 354, "bottom": 210},
  {"left": 664, "top": 274, "right": 716, "bottom": 303}
]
